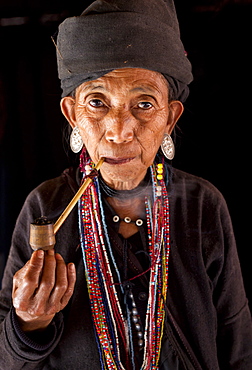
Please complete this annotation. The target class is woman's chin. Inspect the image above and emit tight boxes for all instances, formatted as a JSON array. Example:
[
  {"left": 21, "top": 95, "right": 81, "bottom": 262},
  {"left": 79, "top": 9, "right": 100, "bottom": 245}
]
[{"left": 100, "top": 165, "right": 147, "bottom": 190}]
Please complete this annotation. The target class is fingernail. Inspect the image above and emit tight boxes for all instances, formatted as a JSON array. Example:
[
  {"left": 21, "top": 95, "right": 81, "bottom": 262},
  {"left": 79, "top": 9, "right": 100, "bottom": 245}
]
[
  {"left": 55, "top": 253, "right": 63, "bottom": 260},
  {"left": 36, "top": 250, "right": 44, "bottom": 258},
  {"left": 69, "top": 263, "right": 75, "bottom": 272},
  {"left": 47, "top": 249, "right": 55, "bottom": 256}
]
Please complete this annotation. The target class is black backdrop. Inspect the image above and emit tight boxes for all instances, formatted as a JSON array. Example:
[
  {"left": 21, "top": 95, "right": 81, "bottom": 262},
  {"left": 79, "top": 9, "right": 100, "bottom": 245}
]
[{"left": 0, "top": 1, "right": 251, "bottom": 310}]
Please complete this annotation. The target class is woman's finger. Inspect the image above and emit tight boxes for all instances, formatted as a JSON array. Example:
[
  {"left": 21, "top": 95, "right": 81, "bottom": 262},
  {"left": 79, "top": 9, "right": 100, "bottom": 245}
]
[
  {"left": 12, "top": 250, "right": 45, "bottom": 310},
  {"left": 35, "top": 249, "right": 56, "bottom": 297},
  {"left": 60, "top": 262, "right": 76, "bottom": 309},
  {"left": 28, "top": 250, "right": 58, "bottom": 316},
  {"left": 47, "top": 253, "right": 68, "bottom": 314}
]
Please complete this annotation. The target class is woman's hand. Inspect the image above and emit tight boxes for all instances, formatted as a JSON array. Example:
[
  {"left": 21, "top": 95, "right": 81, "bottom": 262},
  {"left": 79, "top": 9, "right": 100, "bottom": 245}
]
[{"left": 12, "top": 249, "right": 76, "bottom": 332}]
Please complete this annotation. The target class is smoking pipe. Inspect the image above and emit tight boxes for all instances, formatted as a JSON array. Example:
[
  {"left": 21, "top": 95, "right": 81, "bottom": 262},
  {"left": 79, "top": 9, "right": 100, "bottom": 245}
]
[{"left": 29, "top": 158, "right": 104, "bottom": 251}]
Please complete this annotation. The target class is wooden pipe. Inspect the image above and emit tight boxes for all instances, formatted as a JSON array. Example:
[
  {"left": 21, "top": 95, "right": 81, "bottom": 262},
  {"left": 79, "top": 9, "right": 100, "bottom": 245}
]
[
  {"left": 29, "top": 158, "right": 104, "bottom": 250},
  {"left": 30, "top": 217, "right": 55, "bottom": 251}
]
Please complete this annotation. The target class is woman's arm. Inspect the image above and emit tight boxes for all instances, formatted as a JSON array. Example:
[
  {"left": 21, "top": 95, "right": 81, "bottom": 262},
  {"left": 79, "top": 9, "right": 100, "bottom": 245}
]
[{"left": 0, "top": 173, "right": 77, "bottom": 368}]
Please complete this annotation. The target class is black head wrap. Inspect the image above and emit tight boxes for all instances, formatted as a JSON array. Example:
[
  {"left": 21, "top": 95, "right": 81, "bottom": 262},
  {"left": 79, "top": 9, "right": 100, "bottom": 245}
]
[{"left": 56, "top": 0, "right": 193, "bottom": 102}]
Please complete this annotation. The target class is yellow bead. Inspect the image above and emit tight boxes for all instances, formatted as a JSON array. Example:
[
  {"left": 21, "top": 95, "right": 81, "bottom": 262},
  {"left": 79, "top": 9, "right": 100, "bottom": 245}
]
[
  {"left": 157, "top": 163, "right": 163, "bottom": 168},
  {"left": 157, "top": 174, "right": 163, "bottom": 180},
  {"left": 157, "top": 168, "right": 163, "bottom": 174}
]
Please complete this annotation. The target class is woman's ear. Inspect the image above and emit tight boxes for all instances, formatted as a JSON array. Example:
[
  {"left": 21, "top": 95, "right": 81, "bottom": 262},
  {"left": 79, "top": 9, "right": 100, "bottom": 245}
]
[
  {"left": 60, "top": 97, "right": 77, "bottom": 129},
  {"left": 165, "top": 100, "right": 184, "bottom": 135}
]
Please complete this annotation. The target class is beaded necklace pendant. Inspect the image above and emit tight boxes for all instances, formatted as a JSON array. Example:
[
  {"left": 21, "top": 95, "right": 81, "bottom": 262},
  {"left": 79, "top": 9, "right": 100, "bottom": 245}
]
[{"left": 78, "top": 156, "right": 170, "bottom": 370}]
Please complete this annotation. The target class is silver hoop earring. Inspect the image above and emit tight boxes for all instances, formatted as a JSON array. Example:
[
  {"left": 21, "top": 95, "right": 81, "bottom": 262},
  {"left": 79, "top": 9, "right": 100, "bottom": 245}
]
[
  {"left": 70, "top": 127, "right": 83, "bottom": 153},
  {"left": 161, "top": 133, "right": 175, "bottom": 160}
]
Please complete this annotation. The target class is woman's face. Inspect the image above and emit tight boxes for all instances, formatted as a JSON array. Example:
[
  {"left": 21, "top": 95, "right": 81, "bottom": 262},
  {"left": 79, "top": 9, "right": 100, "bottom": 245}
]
[{"left": 61, "top": 68, "right": 183, "bottom": 190}]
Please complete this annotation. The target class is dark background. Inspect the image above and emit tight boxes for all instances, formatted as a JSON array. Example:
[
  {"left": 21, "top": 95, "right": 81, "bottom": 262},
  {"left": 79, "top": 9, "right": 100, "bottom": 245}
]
[{"left": 0, "top": 0, "right": 251, "bottom": 310}]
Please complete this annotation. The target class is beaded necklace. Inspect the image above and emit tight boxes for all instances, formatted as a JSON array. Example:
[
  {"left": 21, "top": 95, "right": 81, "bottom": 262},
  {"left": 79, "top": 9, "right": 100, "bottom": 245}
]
[{"left": 78, "top": 153, "right": 170, "bottom": 369}]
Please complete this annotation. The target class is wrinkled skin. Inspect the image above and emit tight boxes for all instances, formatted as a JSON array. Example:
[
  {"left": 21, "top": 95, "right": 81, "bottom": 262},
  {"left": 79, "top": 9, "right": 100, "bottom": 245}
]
[
  {"left": 61, "top": 68, "right": 183, "bottom": 190},
  {"left": 13, "top": 68, "right": 183, "bottom": 332},
  {"left": 13, "top": 249, "right": 76, "bottom": 332}
]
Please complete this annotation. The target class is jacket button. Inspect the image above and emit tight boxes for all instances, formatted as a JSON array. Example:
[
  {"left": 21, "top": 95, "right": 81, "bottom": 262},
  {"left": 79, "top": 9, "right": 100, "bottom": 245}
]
[{"left": 138, "top": 292, "right": 147, "bottom": 301}]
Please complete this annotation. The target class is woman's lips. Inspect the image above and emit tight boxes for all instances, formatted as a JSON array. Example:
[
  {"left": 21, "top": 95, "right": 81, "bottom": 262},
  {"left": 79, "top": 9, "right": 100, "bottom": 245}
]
[{"left": 104, "top": 157, "right": 135, "bottom": 165}]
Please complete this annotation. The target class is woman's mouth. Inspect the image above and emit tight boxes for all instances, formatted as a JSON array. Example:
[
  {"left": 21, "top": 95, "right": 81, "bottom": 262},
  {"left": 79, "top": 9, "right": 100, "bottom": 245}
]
[{"left": 104, "top": 157, "right": 135, "bottom": 165}]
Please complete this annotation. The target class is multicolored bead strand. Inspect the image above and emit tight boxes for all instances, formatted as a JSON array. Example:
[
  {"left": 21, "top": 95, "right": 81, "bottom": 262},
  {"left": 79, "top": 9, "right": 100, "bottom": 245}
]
[{"left": 78, "top": 155, "right": 170, "bottom": 369}]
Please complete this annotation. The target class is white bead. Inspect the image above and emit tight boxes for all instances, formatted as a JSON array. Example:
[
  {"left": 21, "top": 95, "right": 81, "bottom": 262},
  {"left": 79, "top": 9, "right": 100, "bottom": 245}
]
[
  {"left": 113, "top": 215, "right": 120, "bottom": 222},
  {"left": 85, "top": 165, "right": 91, "bottom": 175},
  {"left": 136, "top": 219, "right": 143, "bottom": 226},
  {"left": 135, "top": 324, "right": 141, "bottom": 331},
  {"left": 132, "top": 308, "right": 138, "bottom": 316},
  {"left": 138, "top": 339, "right": 144, "bottom": 347},
  {"left": 124, "top": 217, "right": 131, "bottom": 223},
  {"left": 132, "top": 316, "right": 138, "bottom": 323}
]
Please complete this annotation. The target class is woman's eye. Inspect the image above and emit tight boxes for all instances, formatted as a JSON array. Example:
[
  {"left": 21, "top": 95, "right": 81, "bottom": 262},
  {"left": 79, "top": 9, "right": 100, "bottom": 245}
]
[
  {"left": 89, "top": 99, "right": 104, "bottom": 108},
  {"left": 138, "top": 102, "right": 153, "bottom": 110}
]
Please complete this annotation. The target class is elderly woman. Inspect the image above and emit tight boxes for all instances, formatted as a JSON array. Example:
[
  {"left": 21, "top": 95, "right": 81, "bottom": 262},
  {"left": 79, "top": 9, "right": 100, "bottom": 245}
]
[{"left": 0, "top": 0, "right": 252, "bottom": 369}]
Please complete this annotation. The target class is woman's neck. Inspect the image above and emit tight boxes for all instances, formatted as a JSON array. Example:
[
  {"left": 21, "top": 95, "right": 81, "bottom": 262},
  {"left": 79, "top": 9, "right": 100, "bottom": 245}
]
[
  {"left": 107, "top": 195, "right": 148, "bottom": 239},
  {"left": 99, "top": 169, "right": 152, "bottom": 238},
  {"left": 107, "top": 196, "right": 147, "bottom": 220}
]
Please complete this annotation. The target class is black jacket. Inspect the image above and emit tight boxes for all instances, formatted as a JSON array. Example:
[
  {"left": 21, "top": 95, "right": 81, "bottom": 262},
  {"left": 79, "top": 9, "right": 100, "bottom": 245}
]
[{"left": 0, "top": 166, "right": 252, "bottom": 369}]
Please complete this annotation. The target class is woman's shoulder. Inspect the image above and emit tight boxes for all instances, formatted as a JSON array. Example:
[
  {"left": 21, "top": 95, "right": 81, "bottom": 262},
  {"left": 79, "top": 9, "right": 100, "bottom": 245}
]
[
  {"left": 30, "top": 167, "right": 79, "bottom": 197},
  {"left": 168, "top": 165, "right": 226, "bottom": 207},
  {"left": 21, "top": 167, "right": 79, "bottom": 220},
  {"left": 168, "top": 166, "right": 234, "bottom": 240},
  {"left": 170, "top": 166, "right": 217, "bottom": 188}
]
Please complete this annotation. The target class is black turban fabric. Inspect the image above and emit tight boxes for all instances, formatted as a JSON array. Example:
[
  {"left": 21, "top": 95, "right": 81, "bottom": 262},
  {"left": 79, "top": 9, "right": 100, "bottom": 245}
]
[{"left": 56, "top": 0, "right": 193, "bottom": 102}]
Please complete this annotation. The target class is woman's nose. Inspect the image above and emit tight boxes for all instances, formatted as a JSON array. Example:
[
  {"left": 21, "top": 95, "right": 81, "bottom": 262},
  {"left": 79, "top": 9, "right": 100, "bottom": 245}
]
[{"left": 105, "top": 110, "right": 135, "bottom": 144}]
